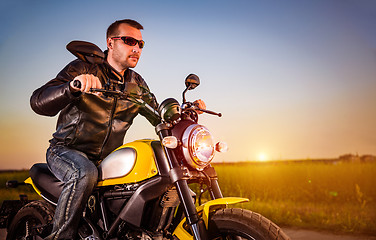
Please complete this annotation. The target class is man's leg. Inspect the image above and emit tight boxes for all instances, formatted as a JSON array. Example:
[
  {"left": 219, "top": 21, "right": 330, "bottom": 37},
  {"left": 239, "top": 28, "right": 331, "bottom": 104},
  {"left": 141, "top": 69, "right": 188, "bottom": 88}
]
[{"left": 45, "top": 145, "right": 98, "bottom": 240}]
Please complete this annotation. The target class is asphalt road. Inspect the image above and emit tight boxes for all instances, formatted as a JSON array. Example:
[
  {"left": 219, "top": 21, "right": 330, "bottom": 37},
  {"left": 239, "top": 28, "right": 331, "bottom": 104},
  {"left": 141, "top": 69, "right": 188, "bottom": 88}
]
[
  {"left": 1, "top": 228, "right": 376, "bottom": 239},
  {"left": 283, "top": 228, "right": 376, "bottom": 240}
]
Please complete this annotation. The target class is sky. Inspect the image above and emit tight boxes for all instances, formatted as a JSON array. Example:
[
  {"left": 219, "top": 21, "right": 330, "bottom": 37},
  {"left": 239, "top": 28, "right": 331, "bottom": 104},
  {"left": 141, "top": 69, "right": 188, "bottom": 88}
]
[{"left": 0, "top": 0, "right": 375, "bottom": 169}]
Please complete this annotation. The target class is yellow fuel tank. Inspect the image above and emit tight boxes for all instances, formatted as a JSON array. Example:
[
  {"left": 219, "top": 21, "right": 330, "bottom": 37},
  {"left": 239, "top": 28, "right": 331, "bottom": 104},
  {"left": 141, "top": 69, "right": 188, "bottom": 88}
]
[{"left": 97, "top": 140, "right": 159, "bottom": 187}]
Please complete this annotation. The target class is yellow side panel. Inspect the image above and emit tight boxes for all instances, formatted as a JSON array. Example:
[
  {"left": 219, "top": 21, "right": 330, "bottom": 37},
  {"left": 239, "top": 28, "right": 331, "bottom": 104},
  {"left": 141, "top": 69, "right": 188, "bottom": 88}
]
[
  {"left": 24, "top": 177, "right": 42, "bottom": 196},
  {"left": 97, "top": 140, "right": 159, "bottom": 186}
]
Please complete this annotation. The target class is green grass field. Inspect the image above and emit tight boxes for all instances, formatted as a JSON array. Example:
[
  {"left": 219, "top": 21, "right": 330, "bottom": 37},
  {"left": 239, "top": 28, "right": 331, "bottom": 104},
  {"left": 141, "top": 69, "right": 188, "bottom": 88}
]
[
  {"left": 0, "top": 170, "right": 41, "bottom": 205},
  {"left": 213, "top": 161, "right": 376, "bottom": 235},
  {"left": 1, "top": 161, "right": 375, "bottom": 235}
]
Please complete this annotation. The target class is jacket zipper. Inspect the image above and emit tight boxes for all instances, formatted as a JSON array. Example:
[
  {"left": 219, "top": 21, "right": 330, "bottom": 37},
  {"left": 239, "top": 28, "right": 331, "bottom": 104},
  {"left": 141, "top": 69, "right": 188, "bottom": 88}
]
[{"left": 99, "top": 96, "right": 118, "bottom": 159}]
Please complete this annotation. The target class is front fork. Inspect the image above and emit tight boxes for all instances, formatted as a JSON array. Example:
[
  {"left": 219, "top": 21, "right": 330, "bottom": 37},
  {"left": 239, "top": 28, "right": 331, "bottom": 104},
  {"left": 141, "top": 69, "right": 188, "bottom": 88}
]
[
  {"left": 156, "top": 123, "right": 222, "bottom": 240},
  {"left": 175, "top": 179, "right": 208, "bottom": 240}
]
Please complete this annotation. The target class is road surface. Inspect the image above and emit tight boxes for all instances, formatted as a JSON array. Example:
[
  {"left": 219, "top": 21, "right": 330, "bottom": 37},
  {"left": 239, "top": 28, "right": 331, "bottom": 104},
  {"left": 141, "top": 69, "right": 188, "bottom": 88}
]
[
  {"left": 283, "top": 228, "right": 376, "bottom": 240},
  {"left": 1, "top": 228, "right": 376, "bottom": 239}
]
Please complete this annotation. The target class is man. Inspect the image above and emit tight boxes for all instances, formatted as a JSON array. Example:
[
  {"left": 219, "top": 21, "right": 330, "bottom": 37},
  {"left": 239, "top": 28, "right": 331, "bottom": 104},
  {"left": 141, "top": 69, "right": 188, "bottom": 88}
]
[{"left": 31, "top": 19, "right": 158, "bottom": 240}]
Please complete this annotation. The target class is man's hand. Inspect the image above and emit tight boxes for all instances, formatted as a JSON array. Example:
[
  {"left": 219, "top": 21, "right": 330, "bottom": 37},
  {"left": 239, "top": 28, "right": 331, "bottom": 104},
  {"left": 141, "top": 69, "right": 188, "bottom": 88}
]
[
  {"left": 193, "top": 99, "right": 206, "bottom": 114},
  {"left": 70, "top": 74, "right": 102, "bottom": 93}
]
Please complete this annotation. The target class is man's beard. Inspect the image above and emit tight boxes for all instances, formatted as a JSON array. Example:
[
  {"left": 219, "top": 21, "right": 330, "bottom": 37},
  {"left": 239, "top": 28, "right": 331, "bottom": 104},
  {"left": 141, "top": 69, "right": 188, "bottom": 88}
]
[{"left": 123, "top": 54, "right": 139, "bottom": 69}]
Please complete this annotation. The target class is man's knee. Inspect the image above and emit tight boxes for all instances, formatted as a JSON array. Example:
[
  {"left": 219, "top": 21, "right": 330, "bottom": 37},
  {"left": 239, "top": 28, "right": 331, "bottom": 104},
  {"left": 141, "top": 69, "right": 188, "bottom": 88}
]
[{"left": 79, "top": 165, "right": 98, "bottom": 186}]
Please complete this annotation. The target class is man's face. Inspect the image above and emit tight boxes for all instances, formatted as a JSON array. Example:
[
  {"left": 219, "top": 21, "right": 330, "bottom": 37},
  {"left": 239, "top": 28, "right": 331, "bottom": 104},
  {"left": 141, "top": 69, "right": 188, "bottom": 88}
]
[{"left": 108, "top": 23, "right": 143, "bottom": 70}]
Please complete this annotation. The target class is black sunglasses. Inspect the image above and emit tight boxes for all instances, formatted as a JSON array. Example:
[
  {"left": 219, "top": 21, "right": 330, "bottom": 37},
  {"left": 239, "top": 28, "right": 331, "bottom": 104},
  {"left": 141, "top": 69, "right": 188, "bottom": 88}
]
[{"left": 111, "top": 36, "right": 145, "bottom": 49}]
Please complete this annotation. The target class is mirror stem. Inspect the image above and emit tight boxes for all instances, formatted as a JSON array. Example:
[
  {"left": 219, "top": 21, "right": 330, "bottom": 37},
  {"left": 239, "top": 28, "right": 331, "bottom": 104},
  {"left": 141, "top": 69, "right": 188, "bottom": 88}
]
[{"left": 182, "top": 87, "right": 189, "bottom": 103}]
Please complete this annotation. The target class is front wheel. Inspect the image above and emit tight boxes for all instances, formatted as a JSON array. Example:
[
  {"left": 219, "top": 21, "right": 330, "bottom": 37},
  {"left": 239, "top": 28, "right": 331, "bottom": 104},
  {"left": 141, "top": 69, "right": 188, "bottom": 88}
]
[{"left": 209, "top": 208, "right": 290, "bottom": 240}]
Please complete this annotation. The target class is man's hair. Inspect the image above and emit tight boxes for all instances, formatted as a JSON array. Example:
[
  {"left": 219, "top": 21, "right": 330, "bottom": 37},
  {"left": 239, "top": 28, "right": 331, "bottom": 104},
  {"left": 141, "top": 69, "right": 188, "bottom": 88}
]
[{"left": 106, "top": 19, "right": 144, "bottom": 39}]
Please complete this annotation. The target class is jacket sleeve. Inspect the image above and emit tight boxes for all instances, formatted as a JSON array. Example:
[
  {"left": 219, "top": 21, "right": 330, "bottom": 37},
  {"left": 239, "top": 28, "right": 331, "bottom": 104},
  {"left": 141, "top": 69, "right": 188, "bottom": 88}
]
[
  {"left": 136, "top": 78, "right": 161, "bottom": 126},
  {"left": 30, "top": 60, "right": 86, "bottom": 116},
  {"left": 140, "top": 91, "right": 160, "bottom": 126}
]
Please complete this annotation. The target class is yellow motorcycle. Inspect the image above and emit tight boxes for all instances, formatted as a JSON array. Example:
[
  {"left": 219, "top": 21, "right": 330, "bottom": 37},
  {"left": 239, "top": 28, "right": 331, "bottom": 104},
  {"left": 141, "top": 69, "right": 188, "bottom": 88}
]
[{"left": 0, "top": 41, "right": 290, "bottom": 240}]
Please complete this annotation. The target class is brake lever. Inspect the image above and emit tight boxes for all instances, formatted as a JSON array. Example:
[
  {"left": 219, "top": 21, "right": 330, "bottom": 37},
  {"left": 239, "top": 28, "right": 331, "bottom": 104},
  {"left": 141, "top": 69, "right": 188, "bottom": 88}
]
[
  {"left": 197, "top": 108, "right": 222, "bottom": 117},
  {"left": 190, "top": 100, "right": 222, "bottom": 117}
]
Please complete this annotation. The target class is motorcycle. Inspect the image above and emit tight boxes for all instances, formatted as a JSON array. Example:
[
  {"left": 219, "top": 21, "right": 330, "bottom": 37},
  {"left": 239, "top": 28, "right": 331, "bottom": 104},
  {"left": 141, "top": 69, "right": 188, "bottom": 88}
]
[{"left": 0, "top": 41, "right": 290, "bottom": 240}]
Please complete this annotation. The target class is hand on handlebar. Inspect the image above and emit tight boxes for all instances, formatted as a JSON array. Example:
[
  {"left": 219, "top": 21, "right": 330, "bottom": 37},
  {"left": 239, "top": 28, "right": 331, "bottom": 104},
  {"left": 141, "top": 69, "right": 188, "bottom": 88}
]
[
  {"left": 70, "top": 74, "right": 102, "bottom": 94},
  {"left": 193, "top": 99, "right": 206, "bottom": 114},
  {"left": 192, "top": 99, "right": 222, "bottom": 117}
]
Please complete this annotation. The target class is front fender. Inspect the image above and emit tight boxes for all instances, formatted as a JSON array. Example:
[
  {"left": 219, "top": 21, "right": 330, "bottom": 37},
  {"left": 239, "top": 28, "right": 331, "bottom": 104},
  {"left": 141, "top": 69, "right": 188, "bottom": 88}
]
[{"left": 172, "top": 197, "right": 249, "bottom": 240}]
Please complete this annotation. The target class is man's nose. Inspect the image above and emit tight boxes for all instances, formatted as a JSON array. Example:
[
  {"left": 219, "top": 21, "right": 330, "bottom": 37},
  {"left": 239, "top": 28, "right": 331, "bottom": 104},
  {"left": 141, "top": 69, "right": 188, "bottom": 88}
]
[{"left": 132, "top": 44, "right": 142, "bottom": 53}]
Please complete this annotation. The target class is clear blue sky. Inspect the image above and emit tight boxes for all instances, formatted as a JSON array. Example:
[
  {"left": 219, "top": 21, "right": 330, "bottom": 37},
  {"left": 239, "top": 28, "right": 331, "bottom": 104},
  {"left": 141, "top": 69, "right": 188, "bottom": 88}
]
[{"left": 0, "top": 0, "right": 375, "bottom": 169}]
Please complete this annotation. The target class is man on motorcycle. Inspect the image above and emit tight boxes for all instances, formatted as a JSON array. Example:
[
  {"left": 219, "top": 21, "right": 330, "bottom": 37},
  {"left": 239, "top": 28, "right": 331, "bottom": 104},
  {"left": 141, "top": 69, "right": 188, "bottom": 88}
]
[{"left": 30, "top": 19, "right": 158, "bottom": 240}]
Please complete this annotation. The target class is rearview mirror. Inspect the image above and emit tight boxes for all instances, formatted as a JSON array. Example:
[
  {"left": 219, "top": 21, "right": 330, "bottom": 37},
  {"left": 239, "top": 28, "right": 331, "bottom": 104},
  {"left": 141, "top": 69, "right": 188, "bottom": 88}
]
[
  {"left": 66, "top": 40, "right": 105, "bottom": 64},
  {"left": 183, "top": 74, "right": 200, "bottom": 103},
  {"left": 185, "top": 74, "right": 200, "bottom": 90}
]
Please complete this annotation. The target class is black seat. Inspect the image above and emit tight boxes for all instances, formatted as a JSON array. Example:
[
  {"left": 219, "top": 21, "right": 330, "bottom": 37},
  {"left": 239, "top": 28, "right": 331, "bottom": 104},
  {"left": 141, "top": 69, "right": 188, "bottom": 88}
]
[{"left": 30, "top": 163, "right": 64, "bottom": 204}]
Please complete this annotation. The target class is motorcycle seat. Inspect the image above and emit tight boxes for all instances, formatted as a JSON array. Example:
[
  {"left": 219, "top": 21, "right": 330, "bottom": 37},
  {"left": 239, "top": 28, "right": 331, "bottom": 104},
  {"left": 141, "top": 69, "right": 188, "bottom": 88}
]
[{"left": 30, "top": 163, "right": 64, "bottom": 205}]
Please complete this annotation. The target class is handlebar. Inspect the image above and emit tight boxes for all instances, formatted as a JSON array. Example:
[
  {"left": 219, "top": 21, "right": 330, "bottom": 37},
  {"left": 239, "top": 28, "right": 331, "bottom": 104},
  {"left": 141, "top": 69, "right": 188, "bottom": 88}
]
[
  {"left": 72, "top": 80, "right": 131, "bottom": 98},
  {"left": 74, "top": 80, "right": 160, "bottom": 120},
  {"left": 72, "top": 80, "right": 221, "bottom": 119},
  {"left": 73, "top": 79, "right": 81, "bottom": 89},
  {"left": 197, "top": 108, "right": 222, "bottom": 117}
]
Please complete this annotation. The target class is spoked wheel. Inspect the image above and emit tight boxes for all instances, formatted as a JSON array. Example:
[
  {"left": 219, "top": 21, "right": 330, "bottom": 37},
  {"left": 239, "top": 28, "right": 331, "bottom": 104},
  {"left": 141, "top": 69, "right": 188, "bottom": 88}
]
[
  {"left": 209, "top": 208, "right": 290, "bottom": 240},
  {"left": 7, "top": 200, "right": 54, "bottom": 240}
]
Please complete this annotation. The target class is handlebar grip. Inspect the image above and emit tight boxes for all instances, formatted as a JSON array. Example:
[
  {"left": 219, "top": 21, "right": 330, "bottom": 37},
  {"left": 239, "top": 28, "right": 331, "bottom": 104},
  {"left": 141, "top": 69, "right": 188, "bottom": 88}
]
[
  {"left": 202, "top": 109, "right": 222, "bottom": 117},
  {"left": 73, "top": 80, "right": 81, "bottom": 89}
]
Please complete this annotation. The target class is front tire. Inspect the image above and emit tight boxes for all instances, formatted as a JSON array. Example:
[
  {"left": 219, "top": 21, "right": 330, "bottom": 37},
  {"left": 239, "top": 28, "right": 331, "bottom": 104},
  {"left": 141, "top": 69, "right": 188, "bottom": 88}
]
[
  {"left": 209, "top": 208, "right": 290, "bottom": 240},
  {"left": 7, "top": 200, "right": 54, "bottom": 240}
]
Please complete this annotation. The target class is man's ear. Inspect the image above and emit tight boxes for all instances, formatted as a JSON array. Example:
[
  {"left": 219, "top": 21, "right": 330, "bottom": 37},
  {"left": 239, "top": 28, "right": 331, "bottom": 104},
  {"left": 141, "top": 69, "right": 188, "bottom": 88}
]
[{"left": 107, "top": 38, "right": 113, "bottom": 49}]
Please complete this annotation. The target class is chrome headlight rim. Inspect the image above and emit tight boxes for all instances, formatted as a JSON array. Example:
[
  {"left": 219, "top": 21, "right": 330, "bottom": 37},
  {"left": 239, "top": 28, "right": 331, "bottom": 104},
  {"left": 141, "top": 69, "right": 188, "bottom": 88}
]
[{"left": 182, "top": 124, "right": 215, "bottom": 171}]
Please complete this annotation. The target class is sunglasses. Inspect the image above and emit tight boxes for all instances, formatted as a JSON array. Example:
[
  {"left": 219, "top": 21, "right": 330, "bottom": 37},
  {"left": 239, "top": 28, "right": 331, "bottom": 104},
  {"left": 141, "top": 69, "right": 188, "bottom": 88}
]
[{"left": 111, "top": 36, "right": 145, "bottom": 49}]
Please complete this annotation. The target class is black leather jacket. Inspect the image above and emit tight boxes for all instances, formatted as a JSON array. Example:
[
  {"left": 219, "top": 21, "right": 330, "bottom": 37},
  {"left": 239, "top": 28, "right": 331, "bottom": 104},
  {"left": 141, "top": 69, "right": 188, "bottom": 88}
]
[{"left": 31, "top": 59, "right": 159, "bottom": 163}]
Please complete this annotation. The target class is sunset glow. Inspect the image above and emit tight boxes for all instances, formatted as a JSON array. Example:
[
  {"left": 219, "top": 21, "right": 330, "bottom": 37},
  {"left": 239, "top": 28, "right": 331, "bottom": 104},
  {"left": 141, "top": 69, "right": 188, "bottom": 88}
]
[
  {"left": 0, "top": 1, "right": 375, "bottom": 169},
  {"left": 258, "top": 153, "right": 269, "bottom": 162}
]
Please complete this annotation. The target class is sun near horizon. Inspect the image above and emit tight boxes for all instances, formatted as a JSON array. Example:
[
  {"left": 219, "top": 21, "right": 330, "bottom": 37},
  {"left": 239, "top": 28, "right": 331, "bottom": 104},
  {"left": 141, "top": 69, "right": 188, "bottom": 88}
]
[{"left": 257, "top": 152, "right": 269, "bottom": 162}]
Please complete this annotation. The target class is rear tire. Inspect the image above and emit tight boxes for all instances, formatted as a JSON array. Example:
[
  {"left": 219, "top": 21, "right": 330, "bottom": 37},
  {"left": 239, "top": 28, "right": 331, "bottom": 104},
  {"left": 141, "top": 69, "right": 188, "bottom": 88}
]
[
  {"left": 6, "top": 200, "right": 54, "bottom": 240},
  {"left": 209, "top": 208, "right": 290, "bottom": 240}
]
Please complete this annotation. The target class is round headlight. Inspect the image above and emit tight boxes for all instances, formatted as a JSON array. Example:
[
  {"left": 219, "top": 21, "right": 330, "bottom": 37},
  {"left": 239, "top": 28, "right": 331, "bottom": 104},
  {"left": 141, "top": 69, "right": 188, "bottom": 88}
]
[{"left": 182, "top": 124, "right": 215, "bottom": 170}]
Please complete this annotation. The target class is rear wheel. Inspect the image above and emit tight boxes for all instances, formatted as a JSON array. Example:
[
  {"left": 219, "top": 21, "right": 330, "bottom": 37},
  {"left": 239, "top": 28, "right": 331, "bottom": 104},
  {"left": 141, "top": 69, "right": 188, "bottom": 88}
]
[
  {"left": 7, "top": 200, "right": 54, "bottom": 240},
  {"left": 209, "top": 208, "right": 290, "bottom": 240}
]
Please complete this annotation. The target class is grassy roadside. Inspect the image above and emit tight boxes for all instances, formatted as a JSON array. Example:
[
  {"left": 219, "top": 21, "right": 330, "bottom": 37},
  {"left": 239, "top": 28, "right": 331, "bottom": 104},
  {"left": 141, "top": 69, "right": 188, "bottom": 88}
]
[
  {"left": 0, "top": 170, "right": 40, "bottom": 206},
  {"left": 213, "top": 161, "right": 376, "bottom": 235}
]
